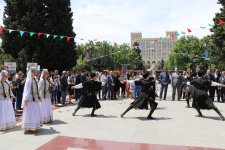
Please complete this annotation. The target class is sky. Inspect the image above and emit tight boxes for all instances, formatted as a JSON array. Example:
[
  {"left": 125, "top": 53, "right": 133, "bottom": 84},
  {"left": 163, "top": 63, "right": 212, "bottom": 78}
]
[{"left": 0, "top": 0, "right": 222, "bottom": 44}]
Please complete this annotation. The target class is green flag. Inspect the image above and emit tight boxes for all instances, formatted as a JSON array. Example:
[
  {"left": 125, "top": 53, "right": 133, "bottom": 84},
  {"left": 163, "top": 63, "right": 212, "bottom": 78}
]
[
  {"left": 30, "top": 32, "right": 35, "bottom": 37},
  {"left": 53, "top": 35, "right": 58, "bottom": 39},
  {"left": 60, "top": 36, "right": 65, "bottom": 40},
  {"left": 208, "top": 24, "right": 214, "bottom": 27}
]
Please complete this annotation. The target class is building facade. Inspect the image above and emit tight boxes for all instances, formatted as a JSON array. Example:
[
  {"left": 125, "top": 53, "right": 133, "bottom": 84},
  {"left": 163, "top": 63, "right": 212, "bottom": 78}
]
[{"left": 131, "top": 31, "right": 177, "bottom": 69}]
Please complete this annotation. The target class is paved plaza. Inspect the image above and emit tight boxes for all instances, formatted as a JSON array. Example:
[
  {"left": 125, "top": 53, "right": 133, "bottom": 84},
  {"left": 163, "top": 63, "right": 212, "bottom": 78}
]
[{"left": 1, "top": 87, "right": 225, "bottom": 150}]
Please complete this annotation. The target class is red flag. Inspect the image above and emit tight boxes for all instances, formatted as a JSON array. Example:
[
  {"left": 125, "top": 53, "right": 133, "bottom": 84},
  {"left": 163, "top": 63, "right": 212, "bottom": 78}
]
[
  {"left": 187, "top": 28, "right": 192, "bottom": 33},
  {"left": 0, "top": 28, "right": 3, "bottom": 34},
  {"left": 37, "top": 32, "right": 44, "bottom": 37},
  {"left": 219, "top": 18, "right": 225, "bottom": 25},
  {"left": 66, "top": 36, "right": 71, "bottom": 42},
  {"left": 154, "top": 39, "right": 158, "bottom": 42}
]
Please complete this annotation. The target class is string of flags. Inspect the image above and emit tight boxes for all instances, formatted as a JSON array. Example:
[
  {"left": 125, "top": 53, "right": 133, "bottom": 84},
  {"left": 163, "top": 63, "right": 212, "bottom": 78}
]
[
  {"left": 0, "top": 27, "right": 76, "bottom": 42},
  {"left": 0, "top": 18, "right": 225, "bottom": 46},
  {"left": 135, "top": 18, "right": 225, "bottom": 47}
]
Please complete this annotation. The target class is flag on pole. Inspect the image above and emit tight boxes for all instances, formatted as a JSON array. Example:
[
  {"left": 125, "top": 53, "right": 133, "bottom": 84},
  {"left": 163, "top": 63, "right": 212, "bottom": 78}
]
[
  {"left": 0, "top": 28, "right": 3, "bottom": 34},
  {"left": 219, "top": 18, "right": 225, "bottom": 25},
  {"left": 200, "top": 26, "right": 206, "bottom": 29},
  {"left": 187, "top": 28, "right": 192, "bottom": 33}
]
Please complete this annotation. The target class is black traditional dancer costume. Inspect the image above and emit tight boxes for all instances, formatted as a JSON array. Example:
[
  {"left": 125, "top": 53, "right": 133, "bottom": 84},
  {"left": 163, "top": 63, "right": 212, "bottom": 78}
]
[
  {"left": 72, "top": 73, "right": 102, "bottom": 116},
  {"left": 190, "top": 71, "right": 225, "bottom": 121},
  {"left": 121, "top": 72, "right": 158, "bottom": 119}
]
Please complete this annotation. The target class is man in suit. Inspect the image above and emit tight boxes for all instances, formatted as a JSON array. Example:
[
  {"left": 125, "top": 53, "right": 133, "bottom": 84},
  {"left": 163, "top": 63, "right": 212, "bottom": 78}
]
[
  {"left": 214, "top": 69, "right": 221, "bottom": 102},
  {"left": 204, "top": 69, "right": 216, "bottom": 101},
  {"left": 219, "top": 71, "right": 225, "bottom": 103},
  {"left": 60, "top": 71, "right": 68, "bottom": 106},
  {"left": 171, "top": 67, "right": 183, "bottom": 101},
  {"left": 159, "top": 69, "right": 171, "bottom": 100},
  {"left": 107, "top": 71, "right": 114, "bottom": 100}
]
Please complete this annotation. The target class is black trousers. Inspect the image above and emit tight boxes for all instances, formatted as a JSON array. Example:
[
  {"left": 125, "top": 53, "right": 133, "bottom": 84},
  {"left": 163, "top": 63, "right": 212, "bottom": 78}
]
[{"left": 209, "top": 87, "right": 216, "bottom": 101}]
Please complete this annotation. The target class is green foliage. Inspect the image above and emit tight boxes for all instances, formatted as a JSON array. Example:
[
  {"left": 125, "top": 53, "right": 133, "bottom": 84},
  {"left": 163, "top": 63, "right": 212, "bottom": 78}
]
[
  {"left": 210, "top": 0, "right": 225, "bottom": 70},
  {"left": 167, "top": 36, "right": 208, "bottom": 71},
  {"left": 0, "top": 48, "right": 14, "bottom": 69},
  {"left": 74, "top": 41, "right": 143, "bottom": 71},
  {"left": 2, "top": 0, "right": 76, "bottom": 72},
  {"left": 73, "top": 56, "right": 87, "bottom": 70}
]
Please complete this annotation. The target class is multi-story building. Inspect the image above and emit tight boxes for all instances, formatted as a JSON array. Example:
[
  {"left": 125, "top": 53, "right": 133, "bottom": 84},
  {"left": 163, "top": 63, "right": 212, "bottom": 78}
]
[{"left": 131, "top": 31, "right": 177, "bottom": 69}]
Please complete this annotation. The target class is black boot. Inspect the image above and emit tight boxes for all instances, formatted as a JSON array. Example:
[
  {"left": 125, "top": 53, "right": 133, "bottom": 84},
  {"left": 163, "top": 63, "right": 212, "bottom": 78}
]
[
  {"left": 147, "top": 102, "right": 158, "bottom": 119},
  {"left": 91, "top": 106, "right": 97, "bottom": 117},
  {"left": 186, "top": 98, "right": 190, "bottom": 108},
  {"left": 72, "top": 106, "right": 80, "bottom": 116},
  {"left": 214, "top": 108, "right": 225, "bottom": 121},
  {"left": 121, "top": 105, "right": 133, "bottom": 118},
  {"left": 147, "top": 109, "right": 156, "bottom": 119},
  {"left": 196, "top": 108, "right": 203, "bottom": 117},
  {"left": 194, "top": 101, "right": 203, "bottom": 117}
]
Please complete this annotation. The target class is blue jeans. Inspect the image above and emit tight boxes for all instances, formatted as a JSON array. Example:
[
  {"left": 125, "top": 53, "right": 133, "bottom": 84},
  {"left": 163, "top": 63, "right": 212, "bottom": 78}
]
[
  {"left": 61, "top": 90, "right": 67, "bottom": 105},
  {"left": 102, "top": 85, "right": 107, "bottom": 98},
  {"left": 107, "top": 85, "right": 114, "bottom": 100},
  {"left": 134, "top": 85, "right": 141, "bottom": 100},
  {"left": 51, "top": 90, "right": 57, "bottom": 104},
  {"left": 160, "top": 84, "right": 168, "bottom": 100}
]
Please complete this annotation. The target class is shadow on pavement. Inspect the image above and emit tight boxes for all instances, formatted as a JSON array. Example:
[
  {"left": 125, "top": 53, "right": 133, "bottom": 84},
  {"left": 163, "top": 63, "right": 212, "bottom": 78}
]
[
  {"left": 35, "top": 127, "right": 60, "bottom": 136},
  {"left": 0, "top": 125, "right": 22, "bottom": 134},
  {"left": 125, "top": 117, "right": 173, "bottom": 121},
  {"left": 81, "top": 114, "right": 117, "bottom": 118},
  {"left": 201, "top": 116, "right": 222, "bottom": 121},
  {"left": 45, "top": 120, "right": 68, "bottom": 126},
  {"left": 156, "top": 107, "right": 167, "bottom": 110}
]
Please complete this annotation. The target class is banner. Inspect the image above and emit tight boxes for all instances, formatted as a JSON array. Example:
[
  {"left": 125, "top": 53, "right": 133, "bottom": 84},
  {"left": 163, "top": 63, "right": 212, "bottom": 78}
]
[
  {"left": 4, "top": 62, "right": 16, "bottom": 72},
  {"left": 27, "top": 62, "right": 38, "bottom": 71}
]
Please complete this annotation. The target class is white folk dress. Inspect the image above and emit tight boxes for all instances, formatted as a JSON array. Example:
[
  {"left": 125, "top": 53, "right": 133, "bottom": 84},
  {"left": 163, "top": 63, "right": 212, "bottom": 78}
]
[
  {"left": 22, "top": 79, "right": 42, "bottom": 131},
  {"left": 0, "top": 82, "right": 16, "bottom": 131},
  {"left": 39, "top": 79, "right": 53, "bottom": 123}
]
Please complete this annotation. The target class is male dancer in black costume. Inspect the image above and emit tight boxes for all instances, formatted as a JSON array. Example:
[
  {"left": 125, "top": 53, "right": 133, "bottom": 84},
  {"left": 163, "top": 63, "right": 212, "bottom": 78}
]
[
  {"left": 184, "top": 72, "right": 197, "bottom": 108},
  {"left": 120, "top": 71, "right": 158, "bottom": 119},
  {"left": 190, "top": 70, "right": 225, "bottom": 121},
  {"left": 72, "top": 72, "right": 102, "bottom": 117}
]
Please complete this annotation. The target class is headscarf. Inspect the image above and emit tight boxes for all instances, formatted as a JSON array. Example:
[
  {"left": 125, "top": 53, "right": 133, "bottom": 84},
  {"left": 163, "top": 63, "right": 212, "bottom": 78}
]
[
  {"left": 40, "top": 69, "right": 48, "bottom": 79},
  {"left": 0, "top": 70, "right": 8, "bottom": 81},
  {"left": 22, "top": 67, "right": 37, "bottom": 107},
  {"left": 0, "top": 70, "right": 9, "bottom": 98},
  {"left": 40, "top": 69, "right": 48, "bottom": 98}
]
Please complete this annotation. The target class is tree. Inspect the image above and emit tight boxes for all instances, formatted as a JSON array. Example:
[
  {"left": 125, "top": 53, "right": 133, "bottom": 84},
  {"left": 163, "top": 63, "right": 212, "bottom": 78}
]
[
  {"left": 73, "top": 42, "right": 143, "bottom": 71},
  {"left": 0, "top": 48, "right": 14, "bottom": 70},
  {"left": 2, "top": 0, "right": 76, "bottom": 72},
  {"left": 160, "top": 59, "right": 164, "bottom": 70},
  {"left": 167, "top": 36, "right": 206, "bottom": 71},
  {"left": 210, "top": 0, "right": 225, "bottom": 70}
]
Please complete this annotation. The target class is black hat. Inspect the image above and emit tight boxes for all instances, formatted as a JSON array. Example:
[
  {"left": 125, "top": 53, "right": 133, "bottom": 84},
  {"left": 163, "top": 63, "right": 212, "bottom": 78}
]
[
  {"left": 90, "top": 72, "right": 97, "bottom": 78},
  {"left": 143, "top": 71, "right": 150, "bottom": 79}
]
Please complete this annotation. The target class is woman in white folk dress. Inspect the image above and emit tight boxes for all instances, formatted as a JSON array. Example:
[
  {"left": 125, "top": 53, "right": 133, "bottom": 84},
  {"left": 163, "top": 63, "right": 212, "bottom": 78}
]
[
  {"left": 39, "top": 69, "right": 53, "bottom": 123},
  {"left": 22, "top": 67, "right": 42, "bottom": 133},
  {"left": 0, "top": 70, "right": 16, "bottom": 131}
]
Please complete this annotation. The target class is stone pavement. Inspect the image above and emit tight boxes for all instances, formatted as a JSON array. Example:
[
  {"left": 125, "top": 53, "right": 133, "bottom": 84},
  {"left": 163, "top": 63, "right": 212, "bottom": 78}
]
[{"left": 1, "top": 87, "right": 225, "bottom": 150}]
